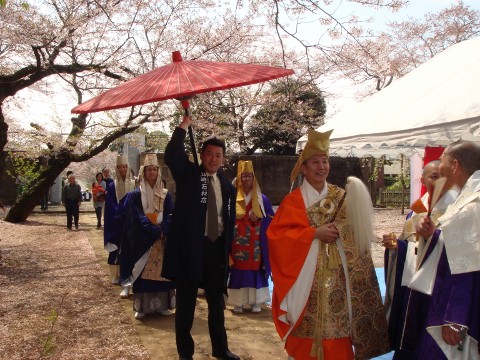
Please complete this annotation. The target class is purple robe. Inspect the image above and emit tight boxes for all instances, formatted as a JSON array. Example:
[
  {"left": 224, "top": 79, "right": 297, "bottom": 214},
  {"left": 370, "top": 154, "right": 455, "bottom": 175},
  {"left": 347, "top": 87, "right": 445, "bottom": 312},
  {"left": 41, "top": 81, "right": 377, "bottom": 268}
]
[
  {"left": 384, "top": 211, "right": 433, "bottom": 360},
  {"left": 402, "top": 229, "right": 480, "bottom": 359}
]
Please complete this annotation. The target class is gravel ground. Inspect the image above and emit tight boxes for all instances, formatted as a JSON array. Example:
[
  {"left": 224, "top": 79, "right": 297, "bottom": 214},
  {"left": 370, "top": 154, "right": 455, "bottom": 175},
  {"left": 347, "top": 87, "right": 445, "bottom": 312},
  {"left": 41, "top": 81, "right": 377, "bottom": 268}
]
[{"left": 371, "top": 207, "right": 407, "bottom": 267}]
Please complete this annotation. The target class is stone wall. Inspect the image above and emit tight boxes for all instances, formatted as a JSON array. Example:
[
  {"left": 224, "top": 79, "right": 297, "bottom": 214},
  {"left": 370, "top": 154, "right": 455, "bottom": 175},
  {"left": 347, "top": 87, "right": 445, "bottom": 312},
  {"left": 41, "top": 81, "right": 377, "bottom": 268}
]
[
  {"left": 142, "top": 153, "right": 363, "bottom": 205},
  {"left": 0, "top": 151, "right": 363, "bottom": 206}
]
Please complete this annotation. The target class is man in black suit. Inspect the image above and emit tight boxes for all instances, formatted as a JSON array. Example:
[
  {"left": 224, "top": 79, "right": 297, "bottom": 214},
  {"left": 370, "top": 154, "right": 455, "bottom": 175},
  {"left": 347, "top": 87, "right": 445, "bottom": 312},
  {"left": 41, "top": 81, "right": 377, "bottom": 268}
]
[{"left": 162, "top": 116, "right": 240, "bottom": 360}]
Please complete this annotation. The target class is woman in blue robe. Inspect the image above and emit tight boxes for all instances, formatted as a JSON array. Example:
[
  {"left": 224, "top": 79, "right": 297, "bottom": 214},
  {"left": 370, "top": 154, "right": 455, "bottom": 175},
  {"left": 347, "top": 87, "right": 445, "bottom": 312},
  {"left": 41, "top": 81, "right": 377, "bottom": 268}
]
[{"left": 119, "top": 154, "right": 175, "bottom": 319}]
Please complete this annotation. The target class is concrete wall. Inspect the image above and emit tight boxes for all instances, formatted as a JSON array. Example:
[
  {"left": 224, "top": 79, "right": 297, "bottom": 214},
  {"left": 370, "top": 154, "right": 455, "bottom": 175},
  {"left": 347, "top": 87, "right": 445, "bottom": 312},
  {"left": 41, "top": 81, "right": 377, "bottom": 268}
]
[
  {"left": 49, "top": 174, "right": 63, "bottom": 205},
  {"left": 123, "top": 134, "right": 145, "bottom": 177},
  {"left": 142, "top": 153, "right": 363, "bottom": 205}
]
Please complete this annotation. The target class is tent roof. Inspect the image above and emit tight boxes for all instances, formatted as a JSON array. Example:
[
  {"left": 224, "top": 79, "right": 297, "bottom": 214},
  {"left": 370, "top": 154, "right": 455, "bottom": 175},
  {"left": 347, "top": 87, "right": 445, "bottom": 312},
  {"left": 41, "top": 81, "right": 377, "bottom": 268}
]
[{"left": 297, "top": 37, "right": 480, "bottom": 158}]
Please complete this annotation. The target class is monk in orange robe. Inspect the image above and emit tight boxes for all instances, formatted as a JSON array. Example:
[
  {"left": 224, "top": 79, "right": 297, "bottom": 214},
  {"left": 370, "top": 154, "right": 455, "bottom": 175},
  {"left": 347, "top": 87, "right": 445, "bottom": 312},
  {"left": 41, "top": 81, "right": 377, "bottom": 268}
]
[{"left": 267, "top": 129, "right": 391, "bottom": 360}]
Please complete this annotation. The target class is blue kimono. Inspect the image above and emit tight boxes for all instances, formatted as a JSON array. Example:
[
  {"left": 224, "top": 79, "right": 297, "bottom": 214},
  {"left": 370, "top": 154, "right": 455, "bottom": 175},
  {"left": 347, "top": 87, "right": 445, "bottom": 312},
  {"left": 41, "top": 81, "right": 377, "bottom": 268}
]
[
  {"left": 104, "top": 181, "right": 122, "bottom": 265},
  {"left": 119, "top": 189, "right": 175, "bottom": 295}
]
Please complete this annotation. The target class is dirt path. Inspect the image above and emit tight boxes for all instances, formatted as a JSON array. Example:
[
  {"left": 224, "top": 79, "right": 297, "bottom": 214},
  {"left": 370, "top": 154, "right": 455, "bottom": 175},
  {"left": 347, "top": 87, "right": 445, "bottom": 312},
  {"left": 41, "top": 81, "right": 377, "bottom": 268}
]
[
  {"left": 0, "top": 208, "right": 149, "bottom": 360},
  {"left": 0, "top": 204, "right": 286, "bottom": 359},
  {"left": 84, "top": 204, "right": 287, "bottom": 360}
]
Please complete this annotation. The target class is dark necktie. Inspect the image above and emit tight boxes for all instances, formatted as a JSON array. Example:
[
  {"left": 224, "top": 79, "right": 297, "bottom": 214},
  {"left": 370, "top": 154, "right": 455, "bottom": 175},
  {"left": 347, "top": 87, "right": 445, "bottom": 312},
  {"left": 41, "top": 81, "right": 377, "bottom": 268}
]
[{"left": 207, "top": 176, "right": 219, "bottom": 241}]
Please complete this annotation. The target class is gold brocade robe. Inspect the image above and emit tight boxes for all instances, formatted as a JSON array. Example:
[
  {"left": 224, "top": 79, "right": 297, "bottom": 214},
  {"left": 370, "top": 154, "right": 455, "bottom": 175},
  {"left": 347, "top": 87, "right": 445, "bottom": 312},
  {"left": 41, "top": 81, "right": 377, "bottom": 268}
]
[
  {"left": 140, "top": 212, "right": 170, "bottom": 282},
  {"left": 292, "top": 184, "right": 390, "bottom": 360}
]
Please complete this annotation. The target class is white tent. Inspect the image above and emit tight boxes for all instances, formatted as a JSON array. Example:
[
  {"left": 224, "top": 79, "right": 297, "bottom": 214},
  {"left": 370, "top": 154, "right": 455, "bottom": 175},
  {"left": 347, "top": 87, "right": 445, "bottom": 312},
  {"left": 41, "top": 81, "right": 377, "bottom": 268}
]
[{"left": 297, "top": 37, "right": 480, "bottom": 159}]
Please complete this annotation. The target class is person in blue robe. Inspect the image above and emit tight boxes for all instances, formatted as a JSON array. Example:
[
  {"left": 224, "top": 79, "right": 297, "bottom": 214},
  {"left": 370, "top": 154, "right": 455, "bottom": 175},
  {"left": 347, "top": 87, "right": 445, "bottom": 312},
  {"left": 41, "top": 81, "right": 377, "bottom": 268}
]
[
  {"left": 119, "top": 153, "right": 175, "bottom": 319},
  {"left": 104, "top": 155, "right": 136, "bottom": 298}
]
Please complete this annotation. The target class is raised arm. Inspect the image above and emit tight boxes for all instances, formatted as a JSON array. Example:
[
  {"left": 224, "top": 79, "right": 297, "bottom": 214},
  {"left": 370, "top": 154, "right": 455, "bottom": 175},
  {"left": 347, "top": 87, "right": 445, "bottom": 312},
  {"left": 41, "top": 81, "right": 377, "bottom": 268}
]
[{"left": 164, "top": 116, "right": 194, "bottom": 180}]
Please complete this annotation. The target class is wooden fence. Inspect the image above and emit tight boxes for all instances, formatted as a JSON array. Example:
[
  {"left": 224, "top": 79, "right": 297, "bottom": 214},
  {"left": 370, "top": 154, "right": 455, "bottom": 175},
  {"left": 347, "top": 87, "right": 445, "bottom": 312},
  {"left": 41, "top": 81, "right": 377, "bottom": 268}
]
[{"left": 379, "top": 190, "right": 410, "bottom": 207}]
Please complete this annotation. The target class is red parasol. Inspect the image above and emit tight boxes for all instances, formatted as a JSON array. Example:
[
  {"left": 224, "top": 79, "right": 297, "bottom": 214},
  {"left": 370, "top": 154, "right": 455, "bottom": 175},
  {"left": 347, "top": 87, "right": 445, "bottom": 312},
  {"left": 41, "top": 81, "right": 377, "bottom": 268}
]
[{"left": 72, "top": 51, "right": 294, "bottom": 163}]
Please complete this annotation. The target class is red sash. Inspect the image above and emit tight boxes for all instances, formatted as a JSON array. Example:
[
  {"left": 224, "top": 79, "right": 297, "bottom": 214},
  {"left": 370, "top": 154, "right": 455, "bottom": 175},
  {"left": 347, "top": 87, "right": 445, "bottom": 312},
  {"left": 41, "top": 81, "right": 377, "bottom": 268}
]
[{"left": 231, "top": 202, "right": 262, "bottom": 271}]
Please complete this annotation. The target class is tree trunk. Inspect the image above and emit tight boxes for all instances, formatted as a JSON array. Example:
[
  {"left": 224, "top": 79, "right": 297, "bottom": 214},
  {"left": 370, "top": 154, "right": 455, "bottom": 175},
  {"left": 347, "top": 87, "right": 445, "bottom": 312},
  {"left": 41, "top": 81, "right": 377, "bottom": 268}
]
[
  {"left": 5, "top": 158, "right": 70, "bottom": 223},
  {"left": 0, "top": 106, "right": 8, "bottom": 158}
]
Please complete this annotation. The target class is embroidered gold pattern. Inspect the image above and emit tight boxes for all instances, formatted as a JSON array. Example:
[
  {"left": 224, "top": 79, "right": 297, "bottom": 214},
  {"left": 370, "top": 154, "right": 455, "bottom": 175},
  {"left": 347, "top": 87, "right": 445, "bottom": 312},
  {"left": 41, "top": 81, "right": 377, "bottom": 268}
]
[
  {"left": 140, "top": 236, "right": 171, "bottom": 282},
  {"left": 291, "top": 184, "right": 390, "bottom": 360}
]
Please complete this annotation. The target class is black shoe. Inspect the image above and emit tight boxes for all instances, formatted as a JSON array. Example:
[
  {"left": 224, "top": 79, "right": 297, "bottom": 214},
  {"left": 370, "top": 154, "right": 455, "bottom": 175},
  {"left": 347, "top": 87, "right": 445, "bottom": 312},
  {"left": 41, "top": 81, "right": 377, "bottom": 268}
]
[
  {"left": 213, "top": 350, "right": 240, "bottom": 360},
  {"left": 75, "top": 225, "right": 79, "bottom": 230}
]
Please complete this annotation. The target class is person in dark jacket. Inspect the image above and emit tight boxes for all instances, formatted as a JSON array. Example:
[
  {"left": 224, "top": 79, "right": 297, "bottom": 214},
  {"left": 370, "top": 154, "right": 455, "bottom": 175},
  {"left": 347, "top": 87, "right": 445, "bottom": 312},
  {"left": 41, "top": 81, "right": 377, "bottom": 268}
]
[
  {"left": 61, "top": 173, "right": 82, "bottom": 230},
  {"left": 162, "top": 115, "right": 239, "bottom": 360}
]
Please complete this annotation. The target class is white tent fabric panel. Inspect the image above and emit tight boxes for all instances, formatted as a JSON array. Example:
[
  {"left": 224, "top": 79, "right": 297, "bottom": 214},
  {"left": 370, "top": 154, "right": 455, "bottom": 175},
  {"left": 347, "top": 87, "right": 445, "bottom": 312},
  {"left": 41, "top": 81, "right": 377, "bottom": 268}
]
[
  {"left": 297, "top": 37, "right": 480, "bottom": 158},
  {"left": 410, "top": 153, "right": 424, "bottom": 205}
]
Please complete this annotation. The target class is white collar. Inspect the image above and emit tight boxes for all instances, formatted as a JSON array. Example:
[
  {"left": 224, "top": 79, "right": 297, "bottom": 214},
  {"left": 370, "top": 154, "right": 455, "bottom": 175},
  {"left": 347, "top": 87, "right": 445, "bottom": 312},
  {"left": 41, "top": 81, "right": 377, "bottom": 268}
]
[
  {"left": 433, "top": 189, "right": 459, "bottom": 210},
  {"left": 300, "top": 179, "right": 328, "bottom": 209},
  {"left": 463, "top": 170, "right": 480, "bottom": 193}
]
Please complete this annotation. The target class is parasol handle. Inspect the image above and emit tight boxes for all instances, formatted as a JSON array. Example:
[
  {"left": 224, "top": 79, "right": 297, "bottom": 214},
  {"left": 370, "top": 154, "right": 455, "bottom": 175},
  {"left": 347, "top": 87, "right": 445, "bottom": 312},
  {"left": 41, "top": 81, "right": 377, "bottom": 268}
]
[{"left": 182, "top": 100, "right": 199, "bottom": 166}]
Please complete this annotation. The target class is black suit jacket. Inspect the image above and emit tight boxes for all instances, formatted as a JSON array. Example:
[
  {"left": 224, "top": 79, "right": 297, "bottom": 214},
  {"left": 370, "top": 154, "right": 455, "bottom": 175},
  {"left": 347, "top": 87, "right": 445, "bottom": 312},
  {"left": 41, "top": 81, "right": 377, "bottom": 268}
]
[{"left": 162, "top": 127, "right": 236, "bottom": 288}]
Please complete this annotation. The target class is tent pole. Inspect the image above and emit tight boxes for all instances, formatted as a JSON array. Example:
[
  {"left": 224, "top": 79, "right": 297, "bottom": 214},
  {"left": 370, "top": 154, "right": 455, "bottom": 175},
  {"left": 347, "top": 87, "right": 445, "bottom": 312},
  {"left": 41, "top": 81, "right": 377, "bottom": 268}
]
[{"left": 401, "top": 154, "right": 405, "bottom": 215}]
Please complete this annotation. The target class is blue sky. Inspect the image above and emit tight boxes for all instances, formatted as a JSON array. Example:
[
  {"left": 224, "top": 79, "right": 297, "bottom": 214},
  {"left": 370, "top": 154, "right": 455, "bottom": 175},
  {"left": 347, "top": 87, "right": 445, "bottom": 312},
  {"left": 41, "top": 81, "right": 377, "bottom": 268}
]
[
  {"left": 286, "top": 0, "right": 480, "bottom": 46},
  {"left": 337, "top": 0, "right": 480, "bottom": 28}
]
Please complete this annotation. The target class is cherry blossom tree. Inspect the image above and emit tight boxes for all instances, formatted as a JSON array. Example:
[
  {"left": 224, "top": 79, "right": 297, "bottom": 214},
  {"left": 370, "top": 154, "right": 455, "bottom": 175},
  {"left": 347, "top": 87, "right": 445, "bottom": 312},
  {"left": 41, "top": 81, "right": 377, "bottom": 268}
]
[
  {"left": 68, "top": 149, "right": 118, "bottom": 186},
  {"left": 1, "top": 0, "right": 266, "bottom": 222},
  {"left": 2, "top": 0, "right": 477, "bottom": 223},
  {"left": 324, "top": 1, "right": 480, "bottom": 94},
  {"left": 386, "top": 1, "right": 480, "bottom": 74}
]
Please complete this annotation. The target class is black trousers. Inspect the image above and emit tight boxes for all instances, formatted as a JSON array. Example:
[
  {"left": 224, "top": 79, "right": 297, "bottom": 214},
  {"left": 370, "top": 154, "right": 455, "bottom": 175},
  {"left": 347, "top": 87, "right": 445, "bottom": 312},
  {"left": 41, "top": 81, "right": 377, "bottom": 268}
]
[
  {"left": 65, "top": 199, "right": 79, "bottom": 228},
  {"left": 40, "top": 191, "right": 49, "bottom": 210},
  {"left": 107, "top": 249, "right": 119, "bottom": 266},
  {"left": 94, "top": 206, "right": 102, "bottom": 227},
  {"left": 175, "top": 237, "right": 229, "bottom": 358}
]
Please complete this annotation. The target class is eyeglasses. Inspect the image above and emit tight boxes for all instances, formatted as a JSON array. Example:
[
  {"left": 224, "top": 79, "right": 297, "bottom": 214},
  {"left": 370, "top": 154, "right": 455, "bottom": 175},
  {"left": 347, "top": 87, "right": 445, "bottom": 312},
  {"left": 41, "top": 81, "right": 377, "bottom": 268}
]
[{"left": 241, "top": 174, "right": 253, "bottom": 179}]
